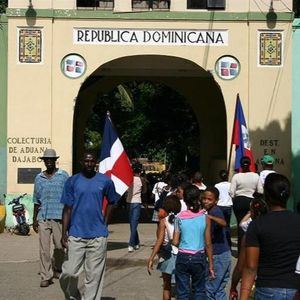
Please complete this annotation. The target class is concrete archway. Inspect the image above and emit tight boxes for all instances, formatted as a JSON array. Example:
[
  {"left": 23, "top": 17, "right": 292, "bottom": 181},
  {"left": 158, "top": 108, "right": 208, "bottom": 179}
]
[{"left": 73, "top": 55, "right": 227, "bottom": 182}]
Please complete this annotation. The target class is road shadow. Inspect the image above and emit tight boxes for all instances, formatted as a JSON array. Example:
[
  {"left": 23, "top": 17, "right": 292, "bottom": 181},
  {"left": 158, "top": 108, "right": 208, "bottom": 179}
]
[
  {"left": 107, "top": 241, "right": 128, "bottom": 251},
  {"left": 110, "top": 207, "right": 154, "bottom": 224}
]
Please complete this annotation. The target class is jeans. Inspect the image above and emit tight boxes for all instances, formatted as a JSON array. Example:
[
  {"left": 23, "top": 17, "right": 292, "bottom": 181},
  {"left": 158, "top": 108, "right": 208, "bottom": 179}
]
[
  {"left": 218, "top": 206, "right": 232, "bottom": 248},
  {"left": 128, "top": 203, "right": 141, "bottom": 247},
  {"left": 205, "top": 250, "right": 231, "bottom": 300},
  {"left": 255, "top": 287, "right": 298, "bottom": 300},
  {"left": 175, "top": 251, "right": 207, "bottom": 300}
]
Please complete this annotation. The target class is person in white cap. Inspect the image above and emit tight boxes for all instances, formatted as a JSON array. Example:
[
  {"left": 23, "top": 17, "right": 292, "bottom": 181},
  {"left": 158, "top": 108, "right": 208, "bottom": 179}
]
[{"left": 32, "top": 149, "right": 69, "bottom": 287}]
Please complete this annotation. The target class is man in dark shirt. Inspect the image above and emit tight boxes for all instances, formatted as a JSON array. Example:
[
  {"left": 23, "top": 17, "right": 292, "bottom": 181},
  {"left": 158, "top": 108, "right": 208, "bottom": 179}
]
[{"left": 241, "top": 173, "right": 300, "bottom": 300}]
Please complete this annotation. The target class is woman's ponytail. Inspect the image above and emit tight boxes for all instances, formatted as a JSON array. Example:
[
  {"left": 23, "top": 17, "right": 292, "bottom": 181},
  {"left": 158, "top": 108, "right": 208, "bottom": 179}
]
[
  {"left": 183, "top": 185, "right": 201, "bottom": 213},
  {"left": 264, "top": 173, "right": 290, "bottom": 207}
]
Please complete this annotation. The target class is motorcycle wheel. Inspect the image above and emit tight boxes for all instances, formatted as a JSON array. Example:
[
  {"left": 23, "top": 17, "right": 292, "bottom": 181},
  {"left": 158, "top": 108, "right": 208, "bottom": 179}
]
[{"left": 19, "top": 223, "right": 30, "bottom": 235}]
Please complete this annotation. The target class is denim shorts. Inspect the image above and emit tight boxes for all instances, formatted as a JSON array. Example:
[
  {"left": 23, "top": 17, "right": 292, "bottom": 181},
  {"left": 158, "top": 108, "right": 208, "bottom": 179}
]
[{"left": 157, "top": 253, "right": 177, "bottom": 275}]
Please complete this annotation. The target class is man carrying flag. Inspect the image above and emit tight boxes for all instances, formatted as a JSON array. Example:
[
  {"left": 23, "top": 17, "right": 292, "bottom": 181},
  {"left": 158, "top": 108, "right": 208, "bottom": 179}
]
[
  {"left": 229, "top": 94, "right": 262, "bottom": 252},
  {"left": 230, "top": 94, "right": 256, "bottom": 172},
  {"left": 99, "top": 112, "right": 134, "bottom": 215},
  {"left": 100, "top": 113, "right": 145, "bottom": 253}
]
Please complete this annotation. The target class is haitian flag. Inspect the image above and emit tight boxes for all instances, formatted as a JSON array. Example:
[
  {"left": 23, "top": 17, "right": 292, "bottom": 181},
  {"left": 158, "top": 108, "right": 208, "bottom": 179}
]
[
  {"left": 99, "top": 113, "right": 133, "bottom": 211},
  {"left": 232, "top": 94, "right": 255, "bottom": 172}
]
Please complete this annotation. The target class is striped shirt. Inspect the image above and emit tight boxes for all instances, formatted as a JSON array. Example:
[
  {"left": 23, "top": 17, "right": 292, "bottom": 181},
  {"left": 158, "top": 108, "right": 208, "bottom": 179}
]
[{"left": 33, "top": 169, "right": 69, "bottom": 221}]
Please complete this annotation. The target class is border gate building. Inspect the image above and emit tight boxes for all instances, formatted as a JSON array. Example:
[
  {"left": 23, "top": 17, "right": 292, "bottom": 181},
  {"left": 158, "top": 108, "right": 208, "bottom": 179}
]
[{"left": 0, "top": 0, "right": 295, "bottom": 209}]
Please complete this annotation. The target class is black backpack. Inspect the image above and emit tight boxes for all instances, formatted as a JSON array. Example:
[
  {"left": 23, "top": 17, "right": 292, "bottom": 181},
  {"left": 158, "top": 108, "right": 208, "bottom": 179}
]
[{"left": 154, "top": 188, "right": 169, "bottom": 211}]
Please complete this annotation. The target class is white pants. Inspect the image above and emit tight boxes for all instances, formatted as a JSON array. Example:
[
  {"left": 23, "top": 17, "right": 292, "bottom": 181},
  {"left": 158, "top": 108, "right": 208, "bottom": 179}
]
[{"left": 59, "top": 236, "right": 107, "bottom": 300}]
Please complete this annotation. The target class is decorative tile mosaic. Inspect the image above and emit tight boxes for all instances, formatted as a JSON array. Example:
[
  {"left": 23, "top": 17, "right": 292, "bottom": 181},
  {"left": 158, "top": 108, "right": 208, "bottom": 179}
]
[
  {"left": 259, "top": 32, "right": 282, "bottom": 66},
  {"left": 19, "top": 29, "right": 42, "bottom": 63}
]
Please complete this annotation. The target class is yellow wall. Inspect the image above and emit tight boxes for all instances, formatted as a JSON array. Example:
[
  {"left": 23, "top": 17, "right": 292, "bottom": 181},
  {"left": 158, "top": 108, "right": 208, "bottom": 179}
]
[{"left": 6, "top": 9, "right": 292, "bottom": 192}]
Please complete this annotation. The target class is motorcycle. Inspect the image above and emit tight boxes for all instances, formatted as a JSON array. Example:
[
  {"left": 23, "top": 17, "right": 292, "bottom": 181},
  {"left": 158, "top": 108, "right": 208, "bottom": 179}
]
[{"left": 7, "top": 193, "right": 30, "bottom": 235}]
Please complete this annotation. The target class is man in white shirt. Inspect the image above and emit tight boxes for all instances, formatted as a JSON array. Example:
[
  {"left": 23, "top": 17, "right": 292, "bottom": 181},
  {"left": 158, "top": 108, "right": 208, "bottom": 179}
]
[
  {"left": 260, "top": 155, "right": 276, "bottom": 186},
  {"left": 152, "top": 176, "right": 168, "bottom": 202}
]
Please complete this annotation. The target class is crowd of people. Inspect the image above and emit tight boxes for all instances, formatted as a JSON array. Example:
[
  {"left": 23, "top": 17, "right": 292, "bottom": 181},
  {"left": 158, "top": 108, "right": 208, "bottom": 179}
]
[
  {"left": 31, "top": 147, "right": 300, "bottom": 300},
  {"left": 144, "top": 155, "right": 300, "bottom": 300}
]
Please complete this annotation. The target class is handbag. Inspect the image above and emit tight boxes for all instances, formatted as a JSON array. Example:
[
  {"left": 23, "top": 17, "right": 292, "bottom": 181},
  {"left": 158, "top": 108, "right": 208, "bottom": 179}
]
[{"left": 158, "top": 243, "right": 172, "bottom": 261}]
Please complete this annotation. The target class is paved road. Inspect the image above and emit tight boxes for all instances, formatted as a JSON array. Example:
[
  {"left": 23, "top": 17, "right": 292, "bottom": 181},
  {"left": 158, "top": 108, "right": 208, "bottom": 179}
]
[
  {"left": 0, "top": 221, "right": 237, "bottom": 300},
  {"left": 0, "top": 223, "right": 163, "bottom": 300}
]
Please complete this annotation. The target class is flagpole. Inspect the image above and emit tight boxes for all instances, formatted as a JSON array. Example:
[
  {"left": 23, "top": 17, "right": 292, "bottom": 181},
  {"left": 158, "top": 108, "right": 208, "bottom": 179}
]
[{"left": 227, "top": 94, "right": 239, "bottom": 174}]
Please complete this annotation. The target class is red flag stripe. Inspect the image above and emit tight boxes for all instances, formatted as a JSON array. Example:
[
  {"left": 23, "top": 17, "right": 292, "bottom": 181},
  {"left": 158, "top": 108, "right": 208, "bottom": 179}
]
[
  {"left": 232, "top": 119, "right": 240, "bottom": 146},
  {"left": 110, "top": 151, "right": 134, "bottom": 187}
]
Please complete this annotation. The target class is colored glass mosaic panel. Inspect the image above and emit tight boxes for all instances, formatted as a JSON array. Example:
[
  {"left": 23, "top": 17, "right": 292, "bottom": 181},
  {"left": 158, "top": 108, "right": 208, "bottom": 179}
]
[
  {"left": 260, "top": 32, "right": 282, "bottom": 66},
  {"left": 19, "top": 29, "right": 42, "bottom": 63}
]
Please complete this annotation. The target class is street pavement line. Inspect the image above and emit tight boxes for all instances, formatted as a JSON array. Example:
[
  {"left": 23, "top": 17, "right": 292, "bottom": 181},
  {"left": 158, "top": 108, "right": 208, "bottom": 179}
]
[{"left": 0, "top": 259, "right": 39, "bottom": 263}]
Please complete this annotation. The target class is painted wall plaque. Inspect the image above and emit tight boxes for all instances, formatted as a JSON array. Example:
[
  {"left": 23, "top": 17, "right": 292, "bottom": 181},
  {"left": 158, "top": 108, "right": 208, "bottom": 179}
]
[
  {"left": 215, "top": 55, "right": 240, "bottom": 80},
  {"left": 61, "top": 54, "right": 87, "bottom": 79}
]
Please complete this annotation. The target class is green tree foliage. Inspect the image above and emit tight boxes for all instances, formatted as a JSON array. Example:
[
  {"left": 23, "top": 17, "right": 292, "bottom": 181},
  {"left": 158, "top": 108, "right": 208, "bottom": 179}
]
[
  {"left": 85, "top": 81, "right": 200, "bottom": 172},
  {"left": 0, "top": 0, "right": 7, "bottom": 14}
]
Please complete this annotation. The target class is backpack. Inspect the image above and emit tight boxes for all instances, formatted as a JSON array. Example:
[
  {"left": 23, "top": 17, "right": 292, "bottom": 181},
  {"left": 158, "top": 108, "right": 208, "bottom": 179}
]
[{"left": 154, "top": 188, "right": 169, "bottom": 211}]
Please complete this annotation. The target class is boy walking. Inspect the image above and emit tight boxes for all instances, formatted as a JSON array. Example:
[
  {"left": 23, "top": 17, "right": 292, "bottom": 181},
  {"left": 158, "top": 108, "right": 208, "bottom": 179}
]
[{"left": 202, "top": 187, "right": 231, "bottom": 300}]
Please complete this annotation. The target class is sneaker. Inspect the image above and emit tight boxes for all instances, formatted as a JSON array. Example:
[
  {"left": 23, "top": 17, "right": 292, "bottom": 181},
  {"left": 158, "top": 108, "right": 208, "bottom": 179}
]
[
  {"left": 128, "top": 246, "right": 134, "bottom": 252},
  {"left": 134, "top": 245, "right": 140, "bottom": 250}
]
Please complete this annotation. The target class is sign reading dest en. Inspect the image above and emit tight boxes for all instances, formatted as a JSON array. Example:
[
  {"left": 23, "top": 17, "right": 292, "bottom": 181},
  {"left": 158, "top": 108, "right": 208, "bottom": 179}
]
[{"left": 73, "top": 28, "right": 228, "bottom": 46}]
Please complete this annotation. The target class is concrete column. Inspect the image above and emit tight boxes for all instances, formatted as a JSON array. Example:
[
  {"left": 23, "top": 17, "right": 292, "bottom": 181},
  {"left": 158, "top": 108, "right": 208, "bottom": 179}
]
[
  {"left": 170, "top": 0, "right": 186, "bottom": 11},
  {"left": 9, "top": 0, "right": 33, "bottom": 8},
  {"left": 52, "top": 0, "right": 76, "bottom": 9},
  {"left": 0, "top": 16, "right": 7, "bottom": 197},
  {"left": 9, "top": 0, "right": 76, "bottom": 9},
  {"left": 114, "top": 0, "right": 132, "bottom": 12},
  {"left": 292, "top": 19, "right": 300, "bottom": 211}
]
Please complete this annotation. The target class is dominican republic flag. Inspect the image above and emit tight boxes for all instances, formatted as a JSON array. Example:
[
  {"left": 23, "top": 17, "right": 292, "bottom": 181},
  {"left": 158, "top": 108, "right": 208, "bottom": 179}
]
[
  {"left": 231, "top": 94, "right": 256, "bottom": 172},
  {"left": 99, "top": 114, "right": 133, "bottom": 210}
]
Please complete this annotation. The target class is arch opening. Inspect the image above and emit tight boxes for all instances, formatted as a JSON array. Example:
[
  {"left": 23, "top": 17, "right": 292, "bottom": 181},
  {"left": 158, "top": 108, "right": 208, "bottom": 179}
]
[{"left": 73, "top": 55, "right": 227, "bottom": 182}]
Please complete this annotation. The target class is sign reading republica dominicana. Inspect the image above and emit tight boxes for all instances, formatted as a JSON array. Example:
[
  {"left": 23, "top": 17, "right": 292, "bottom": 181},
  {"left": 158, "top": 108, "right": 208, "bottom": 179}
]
[{"left": 73, "top": 28, "right": 228, "bottom": 46}]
